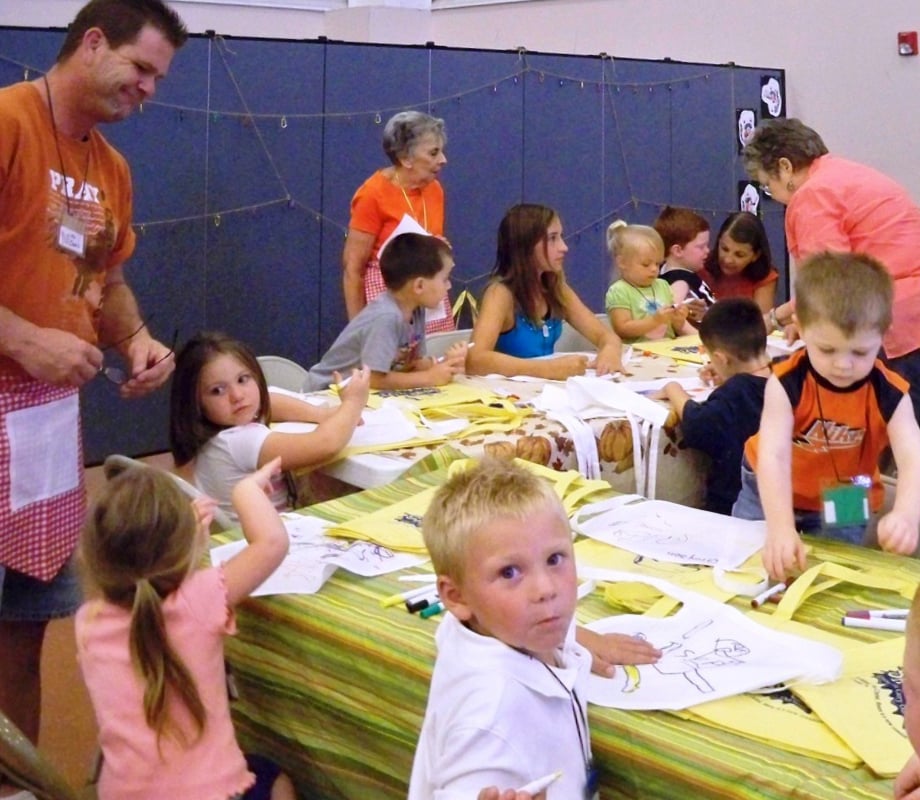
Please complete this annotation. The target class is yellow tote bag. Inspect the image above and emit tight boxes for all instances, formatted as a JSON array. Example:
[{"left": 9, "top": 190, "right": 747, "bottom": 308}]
[
  {"left": 328, "top": 458, "right": 613, "bottom": 552},
  {"left": 677, "top": 689, "right": 861, "bottom": 768},
  {"left": 327, "top": 484, "right": 439, "bottom": 552},
  {"left": 364, "top": 381, "right": 498, "bottom": 410},
  {"left": 767, "top": 561, "right": 915, "bottom": 776},
  {"left": 790, "top": 637, "right": 909, "bottom": 777},
  {"left": 407, "top": 397, "right": 531, "bottom": 437},
  {"left": 677, "top": 614, "right": 863, "bottom": 768},
  {"left": 636, "top": 334, "right": 705, "bottom": 364},
  {"left": 577, "top": 551, "right": 869, "bottom": 766},
  {"left": 574, "top": 538, "right": 739, "bottom": 609}
]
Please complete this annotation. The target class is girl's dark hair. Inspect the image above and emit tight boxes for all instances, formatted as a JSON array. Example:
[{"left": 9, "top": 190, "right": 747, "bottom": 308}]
[
  {"left": 169, "top": 332, "right": 270, "bottom": 467},
  {"left": 704, "top": 212, "right": 773, "bottom": 283},
  {"left": 491, "top": 203, "right": 566, "bottom": 323}
]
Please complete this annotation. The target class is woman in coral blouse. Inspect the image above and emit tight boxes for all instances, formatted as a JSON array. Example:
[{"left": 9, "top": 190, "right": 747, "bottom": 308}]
[
  {"left": 744, "top": 117, "right": 920, "bottom": 417},
  {"left": 342, "top": 110, "right": 455, "bottom": 334}
]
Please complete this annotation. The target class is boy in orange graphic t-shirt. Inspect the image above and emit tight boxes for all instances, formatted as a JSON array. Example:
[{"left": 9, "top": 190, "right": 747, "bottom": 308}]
[{"left": 733, "top": 252, "right": 920, "bottom": 581}]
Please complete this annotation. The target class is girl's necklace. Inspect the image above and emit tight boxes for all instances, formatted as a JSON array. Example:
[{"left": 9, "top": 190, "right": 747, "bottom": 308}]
[{"left": 629, "top": 281, "right": 659, "bottom": 310}]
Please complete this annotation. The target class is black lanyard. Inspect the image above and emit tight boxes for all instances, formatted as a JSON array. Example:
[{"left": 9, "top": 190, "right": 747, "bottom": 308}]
[
  {"left": 44, "top": 75, "right": 92, "bottom": 215},
  {"left": 813, "top": 375, "right": 869, "bottom": 484},
  {"left": 538, "top": 658, "right": 599, "bottom": 799}
]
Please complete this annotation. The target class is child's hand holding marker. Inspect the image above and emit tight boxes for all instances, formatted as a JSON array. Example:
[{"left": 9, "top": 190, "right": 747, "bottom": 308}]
[
  {"left": 436, "top": 340, "right": 474, "bottom": 364},
  {"left": 333, "top": 365, "right": 371, "bottom": 396}
]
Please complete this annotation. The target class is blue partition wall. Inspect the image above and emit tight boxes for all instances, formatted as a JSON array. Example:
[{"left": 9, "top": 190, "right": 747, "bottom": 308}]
[{"left": 0, "top": 30, "right": 785, "bottom": 462}]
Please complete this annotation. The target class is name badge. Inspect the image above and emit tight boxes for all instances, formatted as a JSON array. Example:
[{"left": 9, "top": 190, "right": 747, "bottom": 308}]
[
  {"left": 585, "top": 764, "right": 600, "bottom": 800},
  {"left": 821, "top": 482, "right": 869, "bottom": 529},
  {"left": 57, "top": 212, "right": 86, "bottom": 257}
]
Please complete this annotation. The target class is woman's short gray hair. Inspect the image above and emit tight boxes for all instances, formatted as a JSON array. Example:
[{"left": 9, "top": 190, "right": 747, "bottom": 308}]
[
  {"left": 382, "top": 111, "right": 446, "bottom": 164},
  {"left": 742, "top": 118, "right": 828, "bottom": 179}
]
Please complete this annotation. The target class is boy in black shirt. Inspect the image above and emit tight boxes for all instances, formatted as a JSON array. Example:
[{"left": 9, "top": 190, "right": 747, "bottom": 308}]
[{"left": 656, "top": 298, "right": 771, "bottom": 514}]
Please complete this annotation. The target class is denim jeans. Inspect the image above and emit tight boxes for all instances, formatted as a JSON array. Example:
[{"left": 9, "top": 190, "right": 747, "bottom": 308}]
[{"left": 732, "top": 460, "right": 867, "bottom": 546}]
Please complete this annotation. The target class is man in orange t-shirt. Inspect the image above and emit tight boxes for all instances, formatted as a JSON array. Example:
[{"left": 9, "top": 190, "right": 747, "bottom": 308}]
[{"left": 0, "top": 0, "right": 186, "bottom": 775}]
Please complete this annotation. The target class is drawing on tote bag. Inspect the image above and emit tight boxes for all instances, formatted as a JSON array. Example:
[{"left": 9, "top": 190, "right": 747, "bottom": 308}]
[{"left": 583, "top": 571, "right": 842, "bottom": 711}]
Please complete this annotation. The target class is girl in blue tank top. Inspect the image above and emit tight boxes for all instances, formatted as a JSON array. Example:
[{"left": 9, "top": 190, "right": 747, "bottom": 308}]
[{"left": 467, "top": 203, "right": 623, "bottom": 380}]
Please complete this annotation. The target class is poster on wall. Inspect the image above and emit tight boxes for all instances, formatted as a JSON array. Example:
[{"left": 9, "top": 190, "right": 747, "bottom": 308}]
[
  {"left": 738, "top": 181, "right": 761, "bottom": 214},
  {"left": 736, "top": 108, "right": 756, "bottom": 153},
  {"left": 760, "top": 76, "right": 784, "bottom": 118}
]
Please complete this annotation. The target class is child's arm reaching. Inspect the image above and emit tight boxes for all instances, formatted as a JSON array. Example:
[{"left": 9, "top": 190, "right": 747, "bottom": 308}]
[
  {"left": 270, "top": 391, "right": 337, "bottom": 424},
  {"left": 222, "top": 457, "right": 290, "bottom": 606},
  {"left": 260, "top": 366, "right": 370, "bottom": 470},
  {"left": 877, "top": 394, "right": 920, "bottom": 555},
  {"left": 370, "top": 357, "right": 463, "bottom": 390},
  {"left": 576, "top": 626, "right": 661, "bottom": 677},
  {"left": 411, "top": 342, "right": 470, "bottom": 375},
  {"left": 757, "top": 375, "right": 806, "bottom": 581},
  {"left": 655, "top": 381, "right": 692, "bottom": 419}
]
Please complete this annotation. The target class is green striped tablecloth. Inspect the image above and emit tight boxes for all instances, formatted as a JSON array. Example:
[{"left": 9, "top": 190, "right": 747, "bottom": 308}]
[{"left": 221, "top": 447, "right": 918, "bottom": 799}]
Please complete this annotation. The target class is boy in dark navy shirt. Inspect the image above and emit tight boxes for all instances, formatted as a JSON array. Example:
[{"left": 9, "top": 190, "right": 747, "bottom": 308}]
[{"left": 656, "top": 298, "right": 771, "bottom": 515}]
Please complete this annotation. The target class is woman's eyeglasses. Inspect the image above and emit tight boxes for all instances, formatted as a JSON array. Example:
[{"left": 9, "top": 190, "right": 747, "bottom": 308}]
[{"left": 99, "top": 327, "right": 178, "bottom": 385}]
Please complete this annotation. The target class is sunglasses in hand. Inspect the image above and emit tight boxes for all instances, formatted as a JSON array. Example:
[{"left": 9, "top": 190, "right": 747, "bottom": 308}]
[{"left": 99, "top": 326, "right": 178, "bottom": 385}]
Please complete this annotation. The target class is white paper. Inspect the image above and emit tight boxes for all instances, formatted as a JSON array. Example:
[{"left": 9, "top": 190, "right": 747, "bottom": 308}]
[
  {"left": 416, "top": 414, "right": 469, "bottom": 437},
  {"left": 569, "top": 376, "right": 670, "bottom": 425},
  {"left": 210, "top": 513, "right": 427, "bottom": 596},
  {"left": 6, "top": 394, "right": 79, "bottom": 511},
  {"left": 268, "top": 386, "right": 328, "bottom": 406},
  {"left": 377, "top": 213, "right": 429, "bottom": 261},
  {"left": 532, "top": 376, "right": 670, "bottom": 427},
  {"left": 273, "top": 404, "right": 419, "bottom": 448},
  {"left": 572, "top": 498, "right": 766, "bottom": 570},
  {"left": 625, "top": 376, "right": 713, "bottom": 402},
  {"left": 766, "top": 332, "right": 805, "bottom": 355},
  {"left": 581, "top": 571, "right": 842, "bottom": 710},
  {"left": 426, "top": 301, "right": 449, "bottom": 324}
]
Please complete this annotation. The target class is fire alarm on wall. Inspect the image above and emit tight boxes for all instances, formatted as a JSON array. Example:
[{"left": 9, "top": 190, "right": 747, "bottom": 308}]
[{"left": 898, "top": 31, "right": 918, "bottom": 56}]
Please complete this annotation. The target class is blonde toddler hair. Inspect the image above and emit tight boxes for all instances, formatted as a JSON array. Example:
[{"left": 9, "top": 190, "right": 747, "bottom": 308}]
[
  {"left": 606, "top": 219, "right": 665, "bottom": 264},
  {"left": 422, "top": 458, "right": 567, "bottom": 583}
]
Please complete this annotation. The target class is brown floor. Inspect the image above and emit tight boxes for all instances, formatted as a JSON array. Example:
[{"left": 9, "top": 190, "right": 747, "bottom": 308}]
[
  {"left": 36, "top": 453, "right": 174, "bottom": 790},
  {"left": 40, "top": 616, "right": 98, "bottom": 789}
]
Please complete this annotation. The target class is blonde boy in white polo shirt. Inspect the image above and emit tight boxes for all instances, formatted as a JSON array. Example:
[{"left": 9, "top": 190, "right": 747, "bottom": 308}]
[{"left": 409, "top": 459, "right": 596, "bottom": 800}]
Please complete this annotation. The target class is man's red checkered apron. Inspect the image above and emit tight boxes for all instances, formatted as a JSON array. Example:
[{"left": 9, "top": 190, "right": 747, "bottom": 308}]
[
  {"left": 364, "top": 258, "right": 456, "bottom": 334},
  {"left": 0, "top": 372, "right": 85, "bottom": 581}
]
